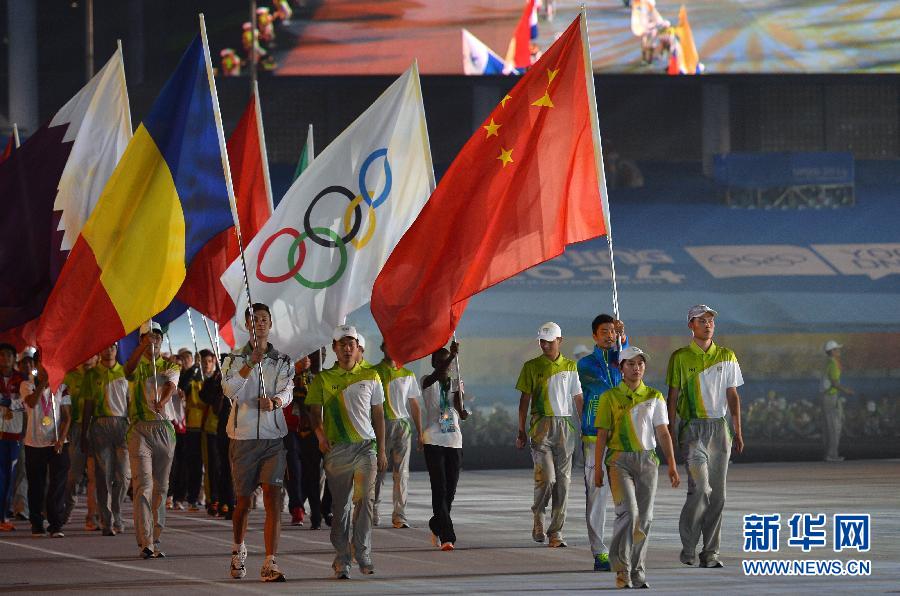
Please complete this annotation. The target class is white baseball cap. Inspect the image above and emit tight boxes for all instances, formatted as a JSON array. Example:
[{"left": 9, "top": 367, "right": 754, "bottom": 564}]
[
  {"left": 332, "top": 324, "right": 360, "bottom": 342},
  {"left": 573, "top": 344, "right": 591, "bottom": 359},
  {"left": 824, "top": 340, "right": 843, "bottom": 353},
  {"left": 536, "top": 322, "right": 562, "bottom": 342},
  {"left": 619, "top": 346, "right": 649, "bottom": 362},
  {"left": 139, "top": 321, "right": 163, "bottom": 336},
  {"left": 687, "top": 304, "right": 718, "bottom": 322}
]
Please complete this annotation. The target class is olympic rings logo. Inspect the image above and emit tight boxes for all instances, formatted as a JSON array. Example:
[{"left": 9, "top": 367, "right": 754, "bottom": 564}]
[{"left": 256, "top": 148, "right": 391, "bottom": 289}]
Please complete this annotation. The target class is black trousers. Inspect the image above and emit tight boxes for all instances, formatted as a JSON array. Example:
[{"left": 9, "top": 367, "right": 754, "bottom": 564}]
[
  {"left": 283, "top": 432, "right": 303, "bottom": 510},
  {"left": 216, "top": 434, "right": 234, "bottom": 509},
  {"left": 168, "top": 432, "right": 187, "bottom": 501},
  {"left": 297, "top": 432, "right": 322, "bottom": 524},
  {"left": 184, "top": 430, "right": 203, "bottom": 504},
  {"left": 424, "top": 444, "right": 462, "bottom": 544},
  {"left": 205, "top": 432, "right": 219, "bottom": 504},
  {"left": 24, "top": 445, "right": 70, "bottom": 533}
]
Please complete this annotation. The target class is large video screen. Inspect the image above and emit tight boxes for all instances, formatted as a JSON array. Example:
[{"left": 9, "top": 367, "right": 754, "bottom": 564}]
[{"left": 260, "top": 0, "right": 900, "bottom": 75}]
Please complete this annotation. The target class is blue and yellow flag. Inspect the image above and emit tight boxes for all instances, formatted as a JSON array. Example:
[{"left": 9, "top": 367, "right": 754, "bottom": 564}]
[{"left": 38, "top": 34, "right": 234, "bottom": 387}]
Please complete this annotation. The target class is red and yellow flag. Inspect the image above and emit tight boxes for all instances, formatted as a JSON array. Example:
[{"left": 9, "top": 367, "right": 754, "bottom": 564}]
[{"left": 372, "top": 14, "right": 607, "bottom": 365}]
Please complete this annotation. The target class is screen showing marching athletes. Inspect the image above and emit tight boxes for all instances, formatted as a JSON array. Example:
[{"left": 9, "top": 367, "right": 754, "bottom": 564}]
[{"left": 252, "top": 0, "right": 900, "bottom": 75}]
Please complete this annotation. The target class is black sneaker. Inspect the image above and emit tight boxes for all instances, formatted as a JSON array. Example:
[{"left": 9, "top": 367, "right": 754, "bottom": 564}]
[{"left": 140, "top": 547, "right": 155, "bottom": 559}]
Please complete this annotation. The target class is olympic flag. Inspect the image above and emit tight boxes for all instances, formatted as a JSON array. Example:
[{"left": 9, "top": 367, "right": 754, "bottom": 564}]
[{"left": 221, "top": 62, "right": 435, "bottom": 358}]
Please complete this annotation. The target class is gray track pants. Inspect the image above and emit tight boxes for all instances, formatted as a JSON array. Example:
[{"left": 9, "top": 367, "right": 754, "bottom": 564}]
[
  {"left": 127, "top": 420, "right": 175, "bottom": 550},
  {"left": 822, "top": 394, "right": 843, "bottom": 459},
  {"left": 92, "top": 417, "right": 130, "bottom": 531},
  {"left": 607, "top": 450, "right": 659, "bottom": 587},
  {"left": 530, "top": 417, "right": 575, "bottom": 539},
  {"left": 678, "top": 417, "right": 731, "bottom": 565},
  {"left": 374, "top": 418, "right": 411, "bottom": 525},
  {"left": 583, "top": 440, "right": 610, "bottom": 556},
  {"left": 65, "top": 425, "right": 98, "bottom": 526},
  {"left": 324, "top": 440, "right": 377, "bottom": 572}
]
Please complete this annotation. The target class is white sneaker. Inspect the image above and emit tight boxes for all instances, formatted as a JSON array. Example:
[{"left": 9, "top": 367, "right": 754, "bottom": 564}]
[
  {"left": 230, "top": 544, "right": 247, "bottom": 579},
  {"left": 261, "top": 558, "right": 286, "bottom": 582}
]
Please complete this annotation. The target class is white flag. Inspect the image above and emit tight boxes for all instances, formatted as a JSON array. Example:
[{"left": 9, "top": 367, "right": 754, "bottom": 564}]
[
  {"left": 53, "top": 47, "right": 133, "bottom": 250},
  {"left": 221, "top": 62, "right": 435, "bottom": 358}
]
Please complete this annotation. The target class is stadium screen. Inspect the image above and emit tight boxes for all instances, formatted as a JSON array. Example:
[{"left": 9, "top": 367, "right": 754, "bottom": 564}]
[{"left": 260, "top": 0, "right": 900, "bottom": 76}]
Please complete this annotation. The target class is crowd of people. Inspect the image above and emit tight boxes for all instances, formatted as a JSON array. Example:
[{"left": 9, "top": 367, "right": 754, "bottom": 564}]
[{"left": 0, "top": 301, "right": 753, "bottom": 588}]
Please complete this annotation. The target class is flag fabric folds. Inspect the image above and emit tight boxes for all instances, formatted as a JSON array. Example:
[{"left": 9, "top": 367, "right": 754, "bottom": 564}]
[
  {"left": 505, "top": 0, "right": 538, "bottom": 71},
  {"left": 0, "top": 134, "right": 14, "bottom": 164},
  {"left": 292, "top": 124, "right": 315, "bottom": 182},
  {"left": 676, "top": 5, "right": 703, "bottom": 75},
  {"left": 221, "top": 62, "right": 435, "bottom": 359},
  {"left": 371, "top": 15, "right": 607, "bottom": 366},
  {"left": 0, "top": 50, "right": 131, "bottom": 348},
  {"left": 462, "top": 29, "right": 516, "bottom": 75},
  {"left": 38, "top": 34, "right": 234, "bottom": 386}
]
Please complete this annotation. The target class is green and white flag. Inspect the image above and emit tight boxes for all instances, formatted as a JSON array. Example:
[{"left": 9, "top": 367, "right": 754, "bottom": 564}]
[
  {"left": 221, "top": 62, "right": 435, "bottom": 358},
  {"left": 292, "top": 123, "right": 314, "bottom": 182}
]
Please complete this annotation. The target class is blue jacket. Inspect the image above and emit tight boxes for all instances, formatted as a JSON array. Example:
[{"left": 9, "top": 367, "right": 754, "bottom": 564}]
[{"left": 577, "top": 341, "right": 628, "bottom": 438}]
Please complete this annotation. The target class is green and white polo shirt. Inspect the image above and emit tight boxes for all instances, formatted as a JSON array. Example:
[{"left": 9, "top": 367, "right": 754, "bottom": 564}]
[
  {"left": 516, "top": 354, "right": 582, "bottom": 429},
  {"left": 307, "top": 362, "right": 385, "bottom": 445},
  {"left": 371, "top": 361, "right": 419, "bottom": 421},
  {"left": 61, "top": 367, "right": 88, "bottom": 425},
  {"left": 666, "top": 341, "right": 743, "bottom": 420},
  {"left": 127, "top": 357, "right": 180, "bottom": 423},
  {"left": 595, "top": 381, "right": 668, "bottom": 457},
  {"left": 824, "top": 357, "right": 841, "bottom": 396},
  {"left": 82, "top": 362, "right": 129, "bottom": 417}
]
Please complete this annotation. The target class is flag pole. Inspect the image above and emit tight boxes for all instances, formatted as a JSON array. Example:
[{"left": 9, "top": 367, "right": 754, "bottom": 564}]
[
  {"left": 253, "top": 81, "right": 275, "bottom": 214},
  {"left": 200, "top": 13, "right": 269, "bottom": 439},
  {"left": 12, "top": 123, "right": 20, "bottom": 148},
  {"left": 148, "top": 318, "right": 162, "bottom": 417},
  {"left": 200, "top": 314, "right": 222, "bottom": 364},
  {"left": 116, "top": 40, "right": 134, "bottom": 135},
  {"left": 579, "top": 8, "right": 622, "bottom": 338},
  {"left": 250, "top": 0, "right": 258, "bottom": 87},
  {"left": 185, "top": 308, "right": 201, "bottom": 361}
]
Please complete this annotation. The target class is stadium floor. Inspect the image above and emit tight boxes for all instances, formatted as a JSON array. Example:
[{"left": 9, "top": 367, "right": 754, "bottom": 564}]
[{"left": 2, "top": 459, "right": 897, "bottom": 593}]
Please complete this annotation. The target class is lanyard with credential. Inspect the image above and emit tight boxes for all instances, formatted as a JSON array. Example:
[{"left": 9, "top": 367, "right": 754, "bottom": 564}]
[{"left": 601, "top": 350, "right": 613, "bottom": 388}]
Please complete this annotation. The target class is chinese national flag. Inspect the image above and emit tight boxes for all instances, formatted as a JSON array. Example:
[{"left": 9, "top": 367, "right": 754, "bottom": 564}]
[{"left": 371, "top": 14, "right": 607, "bottom": 365}]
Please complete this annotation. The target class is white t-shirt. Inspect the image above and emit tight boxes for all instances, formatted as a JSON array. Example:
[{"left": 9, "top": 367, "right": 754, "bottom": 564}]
[
  {"left": 421, "top": 378, "right": 462, "bottom": 449},
  {"left": 21, "top": 382, "right": 71, "bottom": 448}
]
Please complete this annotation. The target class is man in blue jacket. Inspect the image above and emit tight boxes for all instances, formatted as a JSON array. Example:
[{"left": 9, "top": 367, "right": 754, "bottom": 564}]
[{"left": 577, "top": 314, "right": 627, "bottom": 572}]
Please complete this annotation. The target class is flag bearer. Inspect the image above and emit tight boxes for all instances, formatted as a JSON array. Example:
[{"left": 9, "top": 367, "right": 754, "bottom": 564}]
[
  {"left": 222, "top": 304, "right": 294, "bottom": 582},
  {"left": 124, "top": 323, "right": 180, "bottom": 558}
]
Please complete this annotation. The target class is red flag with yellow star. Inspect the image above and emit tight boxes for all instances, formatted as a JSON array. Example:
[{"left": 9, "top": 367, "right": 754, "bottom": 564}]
[{"left": 372, "top": 14, "right": 607, "bottom": 365}]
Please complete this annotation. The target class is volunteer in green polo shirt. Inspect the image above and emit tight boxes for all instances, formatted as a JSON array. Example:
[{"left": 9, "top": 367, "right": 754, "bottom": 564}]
[
  {"left": 821, "top": 340, "right": 853, "bottom": 462},
  {"left": 594, "top": 346, "right": 679, "bottom": 589},
  {"left": 62, "top": 355, "right": 100, "bottom": 531},
  {"left": 308, "top": 324, "right": 387, "bottom": 580},
  {"left": 371, "top": 341, "right": 422, "bottom": 528},
  {"left": 666, "top": 304, "right": 744, "bottom": 569},
  {"left": 124, "top": 323, "right": 180, "bottom": 559},
  {"left": 516, "top": 322, "right": 583, "bottom": 548},
  {"left": 82, "top": 342, "right": 132, "bottom": 536}
]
